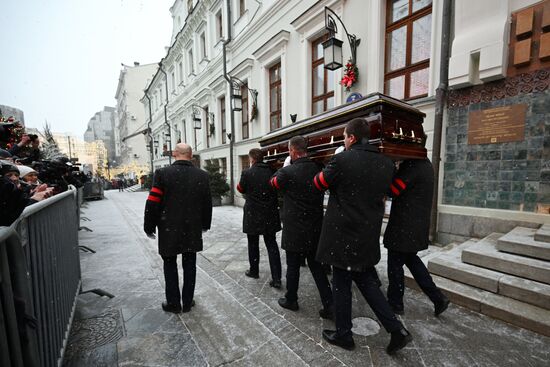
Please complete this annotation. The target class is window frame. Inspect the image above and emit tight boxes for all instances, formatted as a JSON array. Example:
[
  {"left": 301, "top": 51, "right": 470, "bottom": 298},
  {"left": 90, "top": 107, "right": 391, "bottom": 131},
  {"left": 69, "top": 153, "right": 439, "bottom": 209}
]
[
  {"left": 220, "top": 96, "right": 227, "bottom": 144},
  {"left": 204, "top": 106, "right": 210, "bottom": 148},
  {"left": 269, "top": 62, "right": 282, "bottom": 131},
  {"left": 241, "top": 83, "right": 249, "bottom": 140},
  {"left": 384, "top": 0, "right": 432, "bottom": 100},
  {"left": 239, "top": 0, "right": 246, "bottom": 17},
  {"left": 187, "top": 48, "right": 195, "bottom": 75},
  {"left": 216, "top": 11, "right": 223, "bottom": 42},
  {"left": 200, "top": 32, "right": 207, "bottom": 60},
  {"left": 240, "top": 155, "right": 250, "bottom": 173},
  {"left": 311, "top": 33, "right": 334, "bottom": 114}
]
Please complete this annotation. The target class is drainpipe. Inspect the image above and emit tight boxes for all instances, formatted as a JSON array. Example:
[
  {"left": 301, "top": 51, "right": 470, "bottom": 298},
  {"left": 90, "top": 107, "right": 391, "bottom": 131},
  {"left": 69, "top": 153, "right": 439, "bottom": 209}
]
[
  {"left": 430, "top": 0, "right": 453, "bottom": 242},
  {"left": 144, "top": 92, "right": 154, "bottom": 175},
  {"left": 223, "top": 0, "right": 235, "bottom": 204},
  {"left": 158, "top": 62, "right": 172, "bottom": 164}
]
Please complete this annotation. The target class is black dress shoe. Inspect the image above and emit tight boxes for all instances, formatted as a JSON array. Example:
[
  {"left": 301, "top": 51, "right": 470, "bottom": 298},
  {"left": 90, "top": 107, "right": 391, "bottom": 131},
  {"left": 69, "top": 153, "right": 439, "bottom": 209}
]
[
  {"left": 269, "top": 279, "right": 282, "bottom": 289},
  {"left": 278, "top": 297, "right": 299, "bottom": 311},
  {"left": 162, "top": 302, "right": 182, "bottom": 314},
  {"left": 322, "top": 329, "right": 355, "bottom": 350},
  {"left": 182, "top": 300, "right": 196, "bottom": 313},
  {"left": 318, "top": 307, "right": 334, "bottom": 320},
  {"left": 434, "top": 296, "right": 450, "bottom": 316},
  {"left": 386, "top": 328, "right": 412, "bottom": 355},
  {"left": 245, "top": 269, "right": 259, "bottom": 279}
]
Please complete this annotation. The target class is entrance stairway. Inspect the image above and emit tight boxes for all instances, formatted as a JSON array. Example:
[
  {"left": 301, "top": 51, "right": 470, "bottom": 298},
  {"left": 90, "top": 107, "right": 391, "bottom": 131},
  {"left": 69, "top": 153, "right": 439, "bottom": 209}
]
[{"left": 405, "top": 224, "right": 550, "bottom": 336}]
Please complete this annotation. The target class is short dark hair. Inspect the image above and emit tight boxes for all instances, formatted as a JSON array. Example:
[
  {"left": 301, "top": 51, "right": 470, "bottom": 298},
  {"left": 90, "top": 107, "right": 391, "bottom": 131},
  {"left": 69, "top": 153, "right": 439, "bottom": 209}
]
[
  {"left": 345, "top": 118, "right": 370, "bottom": 144},
  {"left": 289, "top": 136, "right": 307, "bottom": 153},
  {"left": 248, "top": 148, "right": 264, "bottom": 163}
]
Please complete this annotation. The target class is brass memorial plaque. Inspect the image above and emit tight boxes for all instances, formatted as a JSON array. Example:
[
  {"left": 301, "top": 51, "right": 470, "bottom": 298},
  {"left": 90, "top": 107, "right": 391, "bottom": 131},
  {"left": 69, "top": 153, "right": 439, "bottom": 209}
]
[{"left": 468, "top": 104, "right": 526, "bottom": 144}]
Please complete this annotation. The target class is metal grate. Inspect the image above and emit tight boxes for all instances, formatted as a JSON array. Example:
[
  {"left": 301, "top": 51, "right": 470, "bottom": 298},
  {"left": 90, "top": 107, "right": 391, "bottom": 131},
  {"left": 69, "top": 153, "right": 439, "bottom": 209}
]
[{"left": 64, "top": 309, "right": 125, "bottom": 359}]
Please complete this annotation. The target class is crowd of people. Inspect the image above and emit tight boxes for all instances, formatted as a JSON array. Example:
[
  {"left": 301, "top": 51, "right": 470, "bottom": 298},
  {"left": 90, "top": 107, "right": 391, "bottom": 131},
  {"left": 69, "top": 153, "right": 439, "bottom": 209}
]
[
  {"left": 144, "top": 118, "right": 450, "bottom": 357},
  {"left": 0, "top": 133, "right": 87, "bottom": 227}
]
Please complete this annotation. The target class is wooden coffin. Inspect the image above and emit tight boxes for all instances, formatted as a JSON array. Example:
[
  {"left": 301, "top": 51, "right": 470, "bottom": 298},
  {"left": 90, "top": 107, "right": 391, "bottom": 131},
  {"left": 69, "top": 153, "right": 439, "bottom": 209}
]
[{"left": 259, "top": 93, "right": 427, "bottom": 168}]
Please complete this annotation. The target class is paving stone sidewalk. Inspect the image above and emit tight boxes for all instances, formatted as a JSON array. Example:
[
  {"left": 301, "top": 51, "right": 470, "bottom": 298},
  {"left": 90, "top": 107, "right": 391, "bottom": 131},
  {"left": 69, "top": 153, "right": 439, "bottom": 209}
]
[{"left": 63, "top": 191, "right": 550, "bottom": 367}]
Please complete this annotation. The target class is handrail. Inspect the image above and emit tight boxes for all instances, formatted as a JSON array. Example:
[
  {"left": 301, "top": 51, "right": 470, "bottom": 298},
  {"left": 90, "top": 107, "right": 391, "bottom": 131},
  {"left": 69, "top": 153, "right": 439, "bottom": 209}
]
[{"left": 0, "top": 186, "right": 81, "bottom": 367}]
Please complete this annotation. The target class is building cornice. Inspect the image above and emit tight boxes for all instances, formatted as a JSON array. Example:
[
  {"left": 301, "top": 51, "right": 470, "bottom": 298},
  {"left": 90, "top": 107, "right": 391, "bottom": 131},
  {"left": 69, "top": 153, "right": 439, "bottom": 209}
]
[
  {"left": 252, "top": 30, "right": 290, "bottom": 64},
  {"left": 290, "top": 0, "right": 342, "bottom": 35},
  {"left": 290, "top": 0, "right": 342, "bottom": 33},
  {"left": 230, "top": 0, "right": 294, "bottom": 52},
  {"left": 229, "top": 58, "right": 254, "bottom": 78}
]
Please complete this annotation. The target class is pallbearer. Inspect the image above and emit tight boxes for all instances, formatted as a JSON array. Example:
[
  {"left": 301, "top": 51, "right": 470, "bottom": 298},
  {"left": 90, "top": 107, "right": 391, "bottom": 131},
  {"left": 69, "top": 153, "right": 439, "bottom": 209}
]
[
  {"left": 384, "top": 158, "right": 449, "bottom": 316},
  {"left": 143, "top": 143, "right": 212, "bottom": 313},
  {"left": 314, "top": 118, "right": 412, "bottom": 355},
  {"left": 237, "top": 148, "right": 282, "bottom": 288},
  {"left": 270, "top": 136, "right": 333, "bottom": 318}
]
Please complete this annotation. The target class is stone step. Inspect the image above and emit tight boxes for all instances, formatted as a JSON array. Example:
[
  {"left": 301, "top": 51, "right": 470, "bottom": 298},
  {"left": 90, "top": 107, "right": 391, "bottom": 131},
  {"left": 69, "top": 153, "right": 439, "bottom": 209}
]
[
  {"left": 428, "top": 252, "right": 550, "bottom": 310},
  {"left": 403, "top": 239, "right": 478, "bottom": 276},
  {"left": 462, "top": 234, "right": 550, "bottom": 285},
  {"left": 497, "top": 227, "right": 550, "bottom": 261},
  {"left": 534, "top": 224, "right": 550, "bottom": 243},
  {"left": 405, "top": 273, "right": 550, "bottom": 337}
]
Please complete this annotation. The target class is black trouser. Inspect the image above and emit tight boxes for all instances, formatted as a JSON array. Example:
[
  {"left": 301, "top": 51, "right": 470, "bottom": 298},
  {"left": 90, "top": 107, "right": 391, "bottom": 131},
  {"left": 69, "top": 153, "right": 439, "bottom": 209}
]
[
  {"left": 285, "top": 251, "right": 332, "bottom": 309},
  {"left": 247, "top": 233, "right": 281, "bottom": 281},
  {"left": 387, "top": 250, "right": 445, "bottom": 311},
  {"left": 332, "top": 266, "right": 402, "bottom": 339},
  {"left": 162, "top": 252, "right": 196, "bottom": 307}
]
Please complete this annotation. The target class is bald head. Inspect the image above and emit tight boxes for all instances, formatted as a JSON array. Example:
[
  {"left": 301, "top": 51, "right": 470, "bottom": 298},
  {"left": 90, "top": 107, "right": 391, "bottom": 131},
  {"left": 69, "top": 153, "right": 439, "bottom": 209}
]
[{"left": 173, "top": 143, "right": 193, "bottom": 160}]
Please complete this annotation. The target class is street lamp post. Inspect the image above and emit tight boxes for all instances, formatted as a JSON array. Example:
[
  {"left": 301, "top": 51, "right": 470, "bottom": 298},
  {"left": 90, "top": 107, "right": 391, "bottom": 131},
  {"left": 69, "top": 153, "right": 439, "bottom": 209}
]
[{"left": 322, "top": 6, "right": 361, "bottom": 71}]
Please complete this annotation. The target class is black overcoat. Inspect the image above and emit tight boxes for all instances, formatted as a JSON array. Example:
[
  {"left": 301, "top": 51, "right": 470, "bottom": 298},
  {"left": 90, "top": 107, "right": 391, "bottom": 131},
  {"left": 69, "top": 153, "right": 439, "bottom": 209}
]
[
  {"left": 270, "top": 157, "right": 324, "bottom": 253},
  {"left": 237, "top": 162, "right": 281, "bottom": 235},
  {"left": 314, "top": 143, "right": 394, "bottom": 272},
  {"left": 143, "top": 160, "right": 212, "bottom": 257},
  {"left": 384, "top": 159, "right": 434, "bottom": 253}
]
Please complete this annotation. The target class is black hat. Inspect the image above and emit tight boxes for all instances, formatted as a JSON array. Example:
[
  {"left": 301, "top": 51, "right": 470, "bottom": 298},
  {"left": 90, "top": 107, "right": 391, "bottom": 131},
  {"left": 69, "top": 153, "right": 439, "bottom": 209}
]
[
  {"left": 0, "top": 160, "right": 19, "bottom": 176},
  {"left": 0, "top": 148, "right": 12, "bottom": 158}
]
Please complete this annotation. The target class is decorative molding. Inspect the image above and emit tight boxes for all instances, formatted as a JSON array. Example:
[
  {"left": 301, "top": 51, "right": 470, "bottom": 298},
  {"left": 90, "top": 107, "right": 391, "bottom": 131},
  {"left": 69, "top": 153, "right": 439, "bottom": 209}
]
[
  {"left": 208, "top": 74, "right": 226, "bottom": 94},
  {"left": 448, "top": 68, "right": 550, "bottom": 109},
  {"left": 208, "top": 0, "right": 223, "bottom": 12},
  {"left": 229, "top": 58, "right": 254, "bottom": 78},
  {"left": 252, "top": 30, "right": 290, "bottom": 64},
  {"left": 291, "top": 0, "right": 342, "bottom": 34}
]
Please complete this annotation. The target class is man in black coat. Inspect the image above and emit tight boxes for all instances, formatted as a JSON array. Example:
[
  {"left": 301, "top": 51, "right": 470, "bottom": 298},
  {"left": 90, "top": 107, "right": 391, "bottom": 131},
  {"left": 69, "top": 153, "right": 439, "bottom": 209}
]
[
  {"left": 237, "top": 148, "right": 282, "bottom": 288},
  {"left": 384, "top": 158, "right": 449, "bottom": 316},
  {"left": 144, "top": 143, "right": 212, "bottom": 313},
  {"left": 314, "top": 118, "right": 412, "bottom": 355},
  {"left": 270, "top": 136, "right": 333, "bottom": 317}
]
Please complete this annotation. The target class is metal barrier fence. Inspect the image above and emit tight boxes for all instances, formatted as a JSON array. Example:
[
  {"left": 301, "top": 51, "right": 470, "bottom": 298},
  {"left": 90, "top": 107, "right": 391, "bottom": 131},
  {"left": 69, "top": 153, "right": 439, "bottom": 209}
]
[{"left": 0, "top": 188, "right": 81, "bottom": 367}]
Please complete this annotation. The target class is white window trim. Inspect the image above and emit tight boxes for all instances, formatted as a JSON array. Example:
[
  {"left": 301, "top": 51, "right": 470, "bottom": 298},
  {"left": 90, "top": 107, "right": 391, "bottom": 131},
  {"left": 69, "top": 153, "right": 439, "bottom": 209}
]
[{"left": 253, "top": 30, "right": 289, "bottom": 135}]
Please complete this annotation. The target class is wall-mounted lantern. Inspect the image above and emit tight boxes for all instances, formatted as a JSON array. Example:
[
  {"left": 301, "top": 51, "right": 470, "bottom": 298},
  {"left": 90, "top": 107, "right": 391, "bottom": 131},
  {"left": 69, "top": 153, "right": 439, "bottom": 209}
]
[{"left": 322, "top": 6, "right": 361, "bottom": 71}]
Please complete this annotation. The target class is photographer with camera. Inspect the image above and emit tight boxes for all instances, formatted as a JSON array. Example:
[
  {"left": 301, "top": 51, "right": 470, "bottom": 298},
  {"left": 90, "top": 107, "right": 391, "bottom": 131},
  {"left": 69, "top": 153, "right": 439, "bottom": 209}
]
[
  {"left": 1, "top": 160, "right": 54, "bottom": 226},
  {"left": 9, "top": 134, "right": 41, "bottom": 165}
]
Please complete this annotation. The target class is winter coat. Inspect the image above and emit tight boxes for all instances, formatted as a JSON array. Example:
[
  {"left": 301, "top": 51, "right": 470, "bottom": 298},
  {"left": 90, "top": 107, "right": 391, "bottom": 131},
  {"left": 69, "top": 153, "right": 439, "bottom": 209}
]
[
  {"left": 237, "top": 162, "right": 281, "bottom": 235},
  {"left": 0, "top": 177, "right": 27, "bottom": 226},
  {"left": 143, "top": 160, "right": 212, "bottom": 256},
  {"left": 270, "top": 157, "right": 324, "bottom": 253},
  {"left": 384, "top": 159, "right": 434, "bottom": 253},
  {"left": 314, "top": 143, "right": 394, "bottom": 272}
]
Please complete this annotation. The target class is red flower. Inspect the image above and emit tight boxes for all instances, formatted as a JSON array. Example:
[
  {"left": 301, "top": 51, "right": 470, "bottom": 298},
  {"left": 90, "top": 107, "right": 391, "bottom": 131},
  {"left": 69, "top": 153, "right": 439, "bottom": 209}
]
[{"left": 339, "top": 59, "right": 359, "bottom": 92}]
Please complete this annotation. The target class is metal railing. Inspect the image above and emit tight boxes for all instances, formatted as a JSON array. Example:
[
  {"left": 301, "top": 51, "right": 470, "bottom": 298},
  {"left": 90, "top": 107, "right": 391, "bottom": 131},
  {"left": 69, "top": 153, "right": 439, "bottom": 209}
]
[{"left": 0, "top": 188, "right": 81, "bottom": 367}]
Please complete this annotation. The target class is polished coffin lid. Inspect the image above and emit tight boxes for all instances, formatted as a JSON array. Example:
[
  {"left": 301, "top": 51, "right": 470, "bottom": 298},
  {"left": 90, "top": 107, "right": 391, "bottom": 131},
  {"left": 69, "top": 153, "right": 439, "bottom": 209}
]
[{"left": 259, "top": 92, "right": 427, "bottom": 167}]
